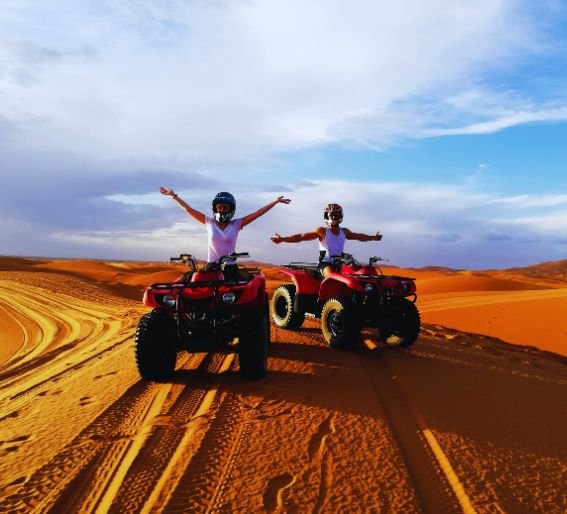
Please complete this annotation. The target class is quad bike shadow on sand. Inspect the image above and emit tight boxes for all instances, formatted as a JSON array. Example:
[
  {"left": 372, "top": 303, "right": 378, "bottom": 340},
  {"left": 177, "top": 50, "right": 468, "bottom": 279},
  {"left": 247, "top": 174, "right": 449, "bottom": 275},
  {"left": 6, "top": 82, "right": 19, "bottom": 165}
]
[
  {"left": 271, "top": 253, "right": 421, "bottom": 349},
  {"left": 135, "top": 252, "right": 269, "bottom": 382}
]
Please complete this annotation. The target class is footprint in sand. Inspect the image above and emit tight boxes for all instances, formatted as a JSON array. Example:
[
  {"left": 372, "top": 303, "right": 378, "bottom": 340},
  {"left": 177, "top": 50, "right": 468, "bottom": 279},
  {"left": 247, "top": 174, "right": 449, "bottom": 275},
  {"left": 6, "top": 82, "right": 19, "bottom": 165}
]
[
  {"left": 263, "top": 473, "right": 295, "bottom": 513},
  {"left": 308, "top": 415, "right": 335, "bottom": 460},
  {"left": 7, "top": 476, "right": 26, "bottom": 487},
  {"left": 8, "top": 435, "right": 31, "bottom": 443},
  {"left": 94, "top": 371, "right": 118, "bottom": 380},
  {"left": 1, "top": 435, "right": 32, "bottom": 454}
]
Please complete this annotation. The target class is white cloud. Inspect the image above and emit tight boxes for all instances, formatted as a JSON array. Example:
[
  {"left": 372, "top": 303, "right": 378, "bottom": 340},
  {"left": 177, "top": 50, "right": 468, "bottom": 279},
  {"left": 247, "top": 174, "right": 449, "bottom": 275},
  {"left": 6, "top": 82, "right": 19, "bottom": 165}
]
[
  {"left": 487, "top": 194, "right": 567, "bottom": 208},
  {"left": 423, "top": 108, "right": 567, "bottom": 137},
  {"left": 494, "top": 209, "right": 567, "bottom": 235},
  {"left": 52, "top": 221, "right": 209, "bottom": 261},
  {"left": 44, "top": 179, "right": 562, "bottom": 268},
  {"left": 0, "top": 0, "right": 558, "bottom": 166}
]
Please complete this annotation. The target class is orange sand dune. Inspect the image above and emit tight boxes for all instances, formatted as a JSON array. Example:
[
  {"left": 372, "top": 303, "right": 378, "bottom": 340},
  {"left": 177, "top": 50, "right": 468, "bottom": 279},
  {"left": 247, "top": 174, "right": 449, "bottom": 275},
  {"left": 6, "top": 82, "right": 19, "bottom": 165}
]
[
  {"left": 496, "top": 259, "right": 567, "bottom": 286},
  {"left": 419, "top": 289, "right": 567, "bottom": 356},
  {"left": 417, "top": 273, "right": 552, "bottom": 294},
  {"left": 0, "top": 256, "right": 565, "bottom": 512},
  {"left": 0, "top": 256, "right": 49, "bottom": 271}
]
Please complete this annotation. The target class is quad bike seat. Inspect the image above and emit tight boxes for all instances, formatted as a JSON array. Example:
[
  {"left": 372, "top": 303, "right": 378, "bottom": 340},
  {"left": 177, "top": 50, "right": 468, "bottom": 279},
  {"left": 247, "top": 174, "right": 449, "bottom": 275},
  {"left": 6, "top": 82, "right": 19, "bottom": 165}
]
[{"left": 285, "top": 262, "right": 322, "bottom": 280}]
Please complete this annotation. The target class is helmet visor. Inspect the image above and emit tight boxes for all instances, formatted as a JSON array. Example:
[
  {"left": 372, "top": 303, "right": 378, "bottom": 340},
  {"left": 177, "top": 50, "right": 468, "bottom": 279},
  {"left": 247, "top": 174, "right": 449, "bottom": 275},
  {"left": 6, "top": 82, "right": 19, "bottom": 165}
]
[{"left": 214, "top": 203, "right": 232, "bottom": 213}]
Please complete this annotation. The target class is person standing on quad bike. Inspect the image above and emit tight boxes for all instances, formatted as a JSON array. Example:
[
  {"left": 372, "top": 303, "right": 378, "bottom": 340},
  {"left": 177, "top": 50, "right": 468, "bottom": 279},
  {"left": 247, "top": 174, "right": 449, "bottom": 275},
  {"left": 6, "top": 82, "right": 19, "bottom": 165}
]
[
  {"left": 271, "top": 203, "right": 382, "bottom": 277},
  {"left": 160, "top": 187, "right": 290, "bottom": 278}
]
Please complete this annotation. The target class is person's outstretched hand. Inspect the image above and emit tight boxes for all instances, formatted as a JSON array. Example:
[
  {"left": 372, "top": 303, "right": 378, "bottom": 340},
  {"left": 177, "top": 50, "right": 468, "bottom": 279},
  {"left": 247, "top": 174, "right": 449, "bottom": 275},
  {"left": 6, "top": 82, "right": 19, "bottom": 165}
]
[
  {"left": 276, "top": 196, "right": 291, "bottom": 204},
  {"left": 160, "top": 186, "right": 175, "bottom": 196},
  {"left": 375, "top": 231, "right": 383, "bottom": 241},
  {"left": 271, "top": 233, "right": 283, "bottom": 243}
]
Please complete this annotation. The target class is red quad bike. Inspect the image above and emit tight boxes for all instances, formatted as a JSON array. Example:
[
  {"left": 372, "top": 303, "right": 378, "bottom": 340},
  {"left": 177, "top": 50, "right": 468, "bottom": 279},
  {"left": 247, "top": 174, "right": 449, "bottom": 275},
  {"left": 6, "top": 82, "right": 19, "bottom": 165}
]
[
  {"left": 271, "top": 253, "right": 420, "bottom": 348},
  {"left": 135, "top": 252, "right": 270, "bottom": 381}
]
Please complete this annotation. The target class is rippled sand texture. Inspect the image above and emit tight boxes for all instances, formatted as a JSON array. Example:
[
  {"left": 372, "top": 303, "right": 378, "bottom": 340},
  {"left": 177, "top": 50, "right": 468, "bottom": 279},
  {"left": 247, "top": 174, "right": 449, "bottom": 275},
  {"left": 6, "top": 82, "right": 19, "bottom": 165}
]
[{"left": 0, "top": 256, "right": 565, "bottom": 513}]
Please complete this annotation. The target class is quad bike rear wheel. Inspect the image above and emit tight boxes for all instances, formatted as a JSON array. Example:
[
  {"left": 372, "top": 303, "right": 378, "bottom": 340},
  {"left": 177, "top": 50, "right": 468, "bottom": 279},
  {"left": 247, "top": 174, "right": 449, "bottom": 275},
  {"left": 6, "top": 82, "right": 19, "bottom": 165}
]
[
  {"left": 378, "top": 297, "right": 421, "bottom": 348},
  {"left": 271, "top": 284, "right": 305, "bottom": 330},
  {"left": 321, "top": 296, "right": 361, "bottom": 348},
  {"left": 135, "top": 310, "right": 177, "bottom": 381},
  {"left": 239, "top": 308, "right": 270, "bottom": 379}
]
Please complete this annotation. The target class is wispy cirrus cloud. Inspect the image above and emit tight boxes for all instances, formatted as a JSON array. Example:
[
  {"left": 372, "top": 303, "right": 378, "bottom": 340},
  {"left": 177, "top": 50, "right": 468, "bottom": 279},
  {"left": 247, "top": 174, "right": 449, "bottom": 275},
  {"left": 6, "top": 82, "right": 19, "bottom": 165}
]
[
  {"left": 423, "top": 107, "right": 567, "bottom": 137},
  {"left": 487, "top": 194, "right": 567, "bottom": 209}
]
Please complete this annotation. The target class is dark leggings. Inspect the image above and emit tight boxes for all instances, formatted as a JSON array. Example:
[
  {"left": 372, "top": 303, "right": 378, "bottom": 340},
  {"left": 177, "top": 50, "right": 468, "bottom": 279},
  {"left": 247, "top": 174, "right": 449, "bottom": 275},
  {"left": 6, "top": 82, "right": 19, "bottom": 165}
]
[{"left": 221, "top": 264, "right": 241, "bottom": 281}]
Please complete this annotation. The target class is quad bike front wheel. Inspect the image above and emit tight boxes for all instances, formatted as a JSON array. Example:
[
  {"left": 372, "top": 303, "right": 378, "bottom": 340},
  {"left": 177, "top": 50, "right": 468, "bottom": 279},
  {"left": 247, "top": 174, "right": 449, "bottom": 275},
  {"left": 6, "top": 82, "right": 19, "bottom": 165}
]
[
  {"left": 321, "top": 296, "right": 361, "bottom": 348},
  {"left": 239, "top": 308, "right": 270, "bottom": 379},
  {"left": 271, "top": 284, "right": 305, "bottom": 330},
  {"left": 378, "top": 297, "right": 421, "bottom": 348},
  {"left": 135, "top": 310, "right": 178, "bottom": 381}
]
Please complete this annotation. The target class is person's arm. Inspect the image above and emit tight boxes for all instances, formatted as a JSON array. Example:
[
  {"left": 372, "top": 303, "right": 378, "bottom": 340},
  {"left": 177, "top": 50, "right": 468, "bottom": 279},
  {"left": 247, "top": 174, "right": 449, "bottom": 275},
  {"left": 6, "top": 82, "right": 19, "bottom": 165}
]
[
  {"left": 241, "top": 196, "right": 291, "bottom": 228},
  {"left": 160, "top": 186, "right": 206, "bottom": 224},
  {"left": 271, "top": 227, "right": 323, "bottom": 244},
  {"left": 344, "top": 228, "right": 382, "bottom": 242}
]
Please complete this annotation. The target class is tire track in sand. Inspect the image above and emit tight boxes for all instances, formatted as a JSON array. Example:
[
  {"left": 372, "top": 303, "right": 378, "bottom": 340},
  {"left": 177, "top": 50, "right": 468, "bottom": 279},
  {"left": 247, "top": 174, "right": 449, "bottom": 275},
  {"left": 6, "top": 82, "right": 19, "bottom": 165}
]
[
  {"left": 0, "top": 273, "right": 142, "bottom": 375},
  {"left": 104, "top": 352, "right": 235, "bottom": 514},
  {"left": 0, "top": 279, "right": 117, "bottom": 367},
  {"left": 359, "top": 343, "right": 476, "bottom": 514},
  {"left": 0, "top": 334, "right": 134, "bottom": 423},
  {"left": 0, "top": 350, "right": 227, "bottom": 513},
  {"left": 47, "top": 351, "right": 196, "bottom": 514},
  {"left": 0, "top": 379, "right": 165, "bottom": 513},
  {"left": 156, "top": 394, "right": 248, "bottom": 513},
  {"left": 295, "top": 323, "right": 473, "bottom": 514}
]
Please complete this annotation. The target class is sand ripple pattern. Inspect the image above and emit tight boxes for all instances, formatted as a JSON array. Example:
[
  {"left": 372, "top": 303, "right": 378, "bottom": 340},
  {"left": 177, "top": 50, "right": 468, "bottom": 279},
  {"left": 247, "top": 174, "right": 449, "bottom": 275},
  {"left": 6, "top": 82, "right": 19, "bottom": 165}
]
[{"left": 0, "top": 269, "right": 565, "bottom": 513}]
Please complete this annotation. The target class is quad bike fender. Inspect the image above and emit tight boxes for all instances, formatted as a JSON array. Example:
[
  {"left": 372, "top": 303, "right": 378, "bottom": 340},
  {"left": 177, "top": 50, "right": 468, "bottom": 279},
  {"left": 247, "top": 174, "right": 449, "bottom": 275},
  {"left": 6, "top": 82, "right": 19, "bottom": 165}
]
[
  {"left": 233, "top": 274, "right": 266, "bottom": 307},
  {"left": 278, "top": 269, "right": 320, "bottom": 295},
  {"left": 143, "top": 287, "right": 174, "bottom": 308},
  {"left": 318, "top": 274, "right": 364, "bottom": 302}
]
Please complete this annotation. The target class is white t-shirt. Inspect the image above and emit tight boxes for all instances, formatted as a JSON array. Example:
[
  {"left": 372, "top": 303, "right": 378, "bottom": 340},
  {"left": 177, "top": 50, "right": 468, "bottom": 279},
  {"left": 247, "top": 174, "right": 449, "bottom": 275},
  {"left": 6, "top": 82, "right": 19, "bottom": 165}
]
[
  {"left": 205, "top": 216, "right": 242, "bottom": 263},
  {"left": 318, "top": 227, "right": 346, "bottom": 263}
]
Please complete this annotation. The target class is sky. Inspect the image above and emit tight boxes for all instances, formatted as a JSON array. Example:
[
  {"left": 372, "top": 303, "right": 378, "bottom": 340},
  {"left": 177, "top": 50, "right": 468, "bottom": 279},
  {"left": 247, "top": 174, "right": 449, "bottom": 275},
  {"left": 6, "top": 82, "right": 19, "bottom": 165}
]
[{"left": 1, "top": 0, "right": 566, "bottom": 269}]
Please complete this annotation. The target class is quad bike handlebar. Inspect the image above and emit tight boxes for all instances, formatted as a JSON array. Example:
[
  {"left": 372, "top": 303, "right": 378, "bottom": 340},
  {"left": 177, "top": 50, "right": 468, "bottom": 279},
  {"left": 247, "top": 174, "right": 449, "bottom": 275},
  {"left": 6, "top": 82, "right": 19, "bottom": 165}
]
[
  {"left": 170, "top": 254, "right": 198, "bottom": 270},
  {"left": 369, "top": 255, "right": 387, "bottom": 265},
  {"left": 285, "top": 253, "right": 389, "bottom": 272},
  {"left": 214, "top": 252, "right": 250, "bottom": 271},
  {"left": 330, "top": 253, "right": 388, "bottom": 268},
  {"left": 170, "top": 252, "right": 250, "bottom": 271}
]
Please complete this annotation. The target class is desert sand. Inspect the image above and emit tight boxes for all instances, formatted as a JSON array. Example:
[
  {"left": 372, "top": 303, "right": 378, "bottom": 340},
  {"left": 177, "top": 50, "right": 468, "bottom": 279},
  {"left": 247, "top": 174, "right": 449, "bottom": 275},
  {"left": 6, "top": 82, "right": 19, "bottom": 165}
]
[{"left": 0, "top": 256, "right": 565, "bottom": 513}]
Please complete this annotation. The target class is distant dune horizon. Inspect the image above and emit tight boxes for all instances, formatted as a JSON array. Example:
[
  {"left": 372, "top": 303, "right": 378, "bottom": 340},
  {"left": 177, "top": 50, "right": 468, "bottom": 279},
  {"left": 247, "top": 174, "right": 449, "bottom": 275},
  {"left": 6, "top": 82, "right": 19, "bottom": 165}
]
[
  {"left": 2, "top": 252, "right": 566, "bottom": 274},
  {"left": 1, "top": 254, "right": 566, "bottom": 357}
]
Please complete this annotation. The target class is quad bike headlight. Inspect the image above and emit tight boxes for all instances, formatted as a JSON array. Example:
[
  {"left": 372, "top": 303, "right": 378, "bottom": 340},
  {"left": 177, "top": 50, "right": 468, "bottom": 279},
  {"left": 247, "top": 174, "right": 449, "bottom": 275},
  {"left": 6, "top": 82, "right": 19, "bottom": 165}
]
[
  {"left": 222, "top": 292, "right": 236, "bottom": 304},
  {"left": 161, "top": 294, "right": 176, "bottom": 307},
  {"left": 364, "top": 283, "right": 374, "bottom": 293}
]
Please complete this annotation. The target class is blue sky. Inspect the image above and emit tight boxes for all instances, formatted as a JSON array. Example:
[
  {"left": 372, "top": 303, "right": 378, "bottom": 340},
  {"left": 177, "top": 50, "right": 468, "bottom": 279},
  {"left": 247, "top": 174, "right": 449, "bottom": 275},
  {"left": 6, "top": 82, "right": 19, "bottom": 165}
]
[{"left": 1, "top": 0, "right": 566, "bottom": 268}]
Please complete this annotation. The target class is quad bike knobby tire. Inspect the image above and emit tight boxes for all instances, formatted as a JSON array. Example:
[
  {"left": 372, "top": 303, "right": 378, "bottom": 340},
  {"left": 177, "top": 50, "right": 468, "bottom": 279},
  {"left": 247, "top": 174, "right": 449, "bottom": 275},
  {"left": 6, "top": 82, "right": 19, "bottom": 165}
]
[
  {"left": 321, "top": 296, "right": 361, "bottom": 348},
  {"left": 271, "top": 284, "right": 305, "bottom": 330},
  {"left": 239, "top": 307, "right": 270, "bottom": 379},
  {"left": 135, "top": 310, "right": 178, "bottom": 381},
  {"left": 378, "top": 297, "right": 421, "bottom": 348}
]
